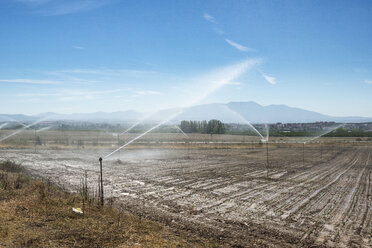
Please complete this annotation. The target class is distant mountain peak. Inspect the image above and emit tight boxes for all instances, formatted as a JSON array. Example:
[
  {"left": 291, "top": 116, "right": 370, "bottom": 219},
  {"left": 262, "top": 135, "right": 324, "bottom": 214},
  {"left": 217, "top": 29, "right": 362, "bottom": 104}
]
[
  {"left": 1, "top": 101, "right": 371, "bottom": 123},
  {"left": 228, "top": 101, "right": 260, "bottom": 105}
]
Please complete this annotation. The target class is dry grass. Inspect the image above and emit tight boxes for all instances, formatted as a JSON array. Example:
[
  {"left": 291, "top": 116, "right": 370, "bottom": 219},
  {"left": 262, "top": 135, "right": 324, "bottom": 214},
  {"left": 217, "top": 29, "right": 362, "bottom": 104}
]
[{"left": 0, "top": 161, "right": 217, "bottom": 248}]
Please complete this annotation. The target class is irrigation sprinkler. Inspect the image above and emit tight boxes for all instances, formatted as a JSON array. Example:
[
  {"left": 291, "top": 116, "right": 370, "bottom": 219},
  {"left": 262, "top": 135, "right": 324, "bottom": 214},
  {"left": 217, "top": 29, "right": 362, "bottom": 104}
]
[
  {"left": 222, "top": 106, "right": 271, "bottom": 176},
  {"left": 224, "top": 106, "right": 269, "bottom": 162},
  {"left": 99, "top": 157, "right": 104, "bottom": 207},
  {"left": 34, "top": 125, "right": 54, "bottom": 153},
  {"left": 175, "top": 125, "right": 189, "bottom": 139},
  {"left": 103, "top": 60, "right": 257, "bottom": 159},
  {"left": 301, "top": 124, "right": 345, "bottom": 166},
  {"left": 223, "top": 105, "right": 264, "bottom": 140},
  {"left": 4, "top": 117, "right": 29, "bottom": 129},
  {"left": 104, "top": 111, "right": 183, "bottom": 159}
]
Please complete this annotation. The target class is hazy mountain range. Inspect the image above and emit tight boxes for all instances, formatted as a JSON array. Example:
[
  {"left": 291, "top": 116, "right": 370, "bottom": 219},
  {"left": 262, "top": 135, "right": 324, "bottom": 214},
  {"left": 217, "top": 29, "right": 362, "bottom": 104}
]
[{"left": 1, "top": 102, "right": 371, "bottom": 124}]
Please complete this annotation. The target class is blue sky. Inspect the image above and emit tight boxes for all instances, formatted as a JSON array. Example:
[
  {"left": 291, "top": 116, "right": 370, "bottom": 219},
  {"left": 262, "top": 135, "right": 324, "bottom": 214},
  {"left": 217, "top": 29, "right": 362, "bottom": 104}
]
[{"left": 0, "top": 0, "right": 371, "bottom": 117}]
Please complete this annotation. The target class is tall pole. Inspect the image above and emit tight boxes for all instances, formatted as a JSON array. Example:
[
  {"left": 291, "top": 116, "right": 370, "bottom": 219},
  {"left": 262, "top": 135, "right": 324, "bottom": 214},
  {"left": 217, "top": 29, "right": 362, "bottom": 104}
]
[
  {"left": 303, "top": 143, "right": 305, "bottom": 166},
  {"left": 34, "top": 129, "right": 37, "bottom": 153},
  {"left": 99, "top": 157, "right": 104, "bottom": 207},
  {"left": 117, "top": 134, "right": 120, "bottom": 157},
  {"left": 266, "top": 141, "right": 269, "bottom": 177}
]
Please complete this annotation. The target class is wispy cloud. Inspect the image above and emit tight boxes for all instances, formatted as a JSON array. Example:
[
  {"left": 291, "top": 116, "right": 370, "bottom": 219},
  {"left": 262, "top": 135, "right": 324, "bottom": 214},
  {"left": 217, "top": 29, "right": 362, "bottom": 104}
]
[
  {"left": 14, "top": 97, "right": 43, "bottom": 103},
  {"left": 203, "top": 13, "right": 254, "bottom": 53},
  {"left": 16, "top": 92, "right": 57, "bottom": 97},
  {"left": 224, "top": 39, "right": 252, "bottom": 52},
  {"left": 15, "top": 89, "right": 122, "bottom": 102},
  {"left": 15, "top": 0, "right": 112, "bottom": 16},
  {"left": 226, "top": 81, "right": 243, "bottom": 86},
  {"left": 0, "top": 77, "right": 99, "bottom": 85},
  {"left": 16, "top": 89, "right": 121, "bottom": 97},
  {"left": 203, "top": 13, "right": 217, "bottom": 24},
  {"left": 365, "top": 79, "right": 372, "bottom": 85},
  {"left": 2, "top": 67, "right": 158, "bottom": 92},
  {"left": 203, "top": 13, "right": 226, "bottom": 35},
  {"left": 72, "top": 45, "right": 85, "bottom": 50},
  {"left": 131, "top": 90, "right": 161, "bottom": 98},
  {"left": 7, "top": 60, "right": 261, "bottom": 114},
  {"left": 16, "top": 0, "right": 51, "bottom": 4},
  {"left": 58, "top": 89, "right": 121, "bottom": 96},
  {"left": 47, "top": 68, "right": 158, "bottom": 77},
  {"left": 260, "top": 72, "right": 277, "bottom": 85},
  {"left": 213, "top": 28, "right": 226, "bottom": 35},
  {"left": 135, "top": 90, "right": 161, "bottom": 95},
  {"left": 0, "top": 79, "right": 61, "bottom": 85}
]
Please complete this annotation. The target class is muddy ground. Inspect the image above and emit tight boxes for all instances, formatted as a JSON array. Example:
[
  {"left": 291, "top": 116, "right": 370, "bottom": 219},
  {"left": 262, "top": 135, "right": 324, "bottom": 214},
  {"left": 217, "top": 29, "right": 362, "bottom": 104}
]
[{"left": 0, "top": 139, "right": 371, "bottom": 247}]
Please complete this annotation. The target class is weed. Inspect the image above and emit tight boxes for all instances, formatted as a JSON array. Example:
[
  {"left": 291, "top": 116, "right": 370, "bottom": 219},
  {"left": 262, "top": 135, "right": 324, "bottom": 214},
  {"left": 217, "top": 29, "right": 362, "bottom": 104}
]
[
  {"left": 0, "top": 160, "right": 23, "bottom": 173},
  {"left": 0, "top": 160, "right": 215, "bottom": 247}
]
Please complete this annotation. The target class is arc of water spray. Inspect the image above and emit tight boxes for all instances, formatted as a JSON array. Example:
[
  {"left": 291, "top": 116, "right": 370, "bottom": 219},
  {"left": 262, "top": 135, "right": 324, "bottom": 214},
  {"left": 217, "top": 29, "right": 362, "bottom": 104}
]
[
  {"left": 175, "top": 125, "right": 189, "bottom": 138},
  {"left": 119, "top": 122, "right": 140, "bottom": 135},
  {"left": 222, "top": 105, "right": 265, "bottom": 140},
  {"left": 0, "top": 116, "right": 54, "bottom": 143},
  {"left": 104, "top": 59, "right": 259, "bottom": 158},
  {"left": 36, "top": 125, "right": 54, "bottom": 133},
  {"left": 104, "top": 111, "right": 183, "bottom": 158},
  {"left": 0, "top": 123, "right": 8, "bottom": 129},
  {"left": 165, "top": 120, "right": 189, "bottom": 138},
  {"left": 303, "top": 123, "right": 345, "bottom": 144},
  {"left": 219, "top": 107, "right": 270, "bottom": 176},
  {"left": 119, "top": 112, "right": 157, "bottom": 136},
  {"left": 265, "top": 124, "right": 270, "bottom": 142},
  {"left": 4, "top": 116, "right": 29, "bottom": 129}
]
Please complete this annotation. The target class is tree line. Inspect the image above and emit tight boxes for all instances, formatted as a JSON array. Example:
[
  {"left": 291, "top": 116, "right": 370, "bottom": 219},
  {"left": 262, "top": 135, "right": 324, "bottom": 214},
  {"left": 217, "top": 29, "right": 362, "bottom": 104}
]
[{"left": 180, "top": 120, "right": 226, "bottom": 134}]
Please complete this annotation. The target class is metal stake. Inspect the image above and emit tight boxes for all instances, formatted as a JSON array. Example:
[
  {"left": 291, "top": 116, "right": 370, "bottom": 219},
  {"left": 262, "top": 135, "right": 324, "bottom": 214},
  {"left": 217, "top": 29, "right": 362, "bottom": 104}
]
[
  {"left": 266, "top": 141, "right": 269, "bottom": 177},
  {"left": 303, "top": 143, "right": 305, "bottom": 166},
  {"left": 117, "top": 134, "right": 120, "bottom": 156},
  {"left": 34, "top": 129, "right": 37, "bottom": 153},
  {"left": 99, "top": 157, "right": 104, "bottom": 207}
]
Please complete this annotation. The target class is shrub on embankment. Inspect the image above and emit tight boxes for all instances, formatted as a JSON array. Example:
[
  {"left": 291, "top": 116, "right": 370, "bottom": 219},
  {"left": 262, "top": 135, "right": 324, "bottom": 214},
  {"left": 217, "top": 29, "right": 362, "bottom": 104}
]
[{"left": 0, "top": 161, "right": 216, "bottom": 247}]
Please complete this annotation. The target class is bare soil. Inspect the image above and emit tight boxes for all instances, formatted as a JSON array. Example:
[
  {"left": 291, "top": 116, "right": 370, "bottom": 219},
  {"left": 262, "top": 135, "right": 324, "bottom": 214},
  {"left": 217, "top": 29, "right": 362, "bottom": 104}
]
[{"left": 0, "top": 135, "right": 371, "bottom": 247}]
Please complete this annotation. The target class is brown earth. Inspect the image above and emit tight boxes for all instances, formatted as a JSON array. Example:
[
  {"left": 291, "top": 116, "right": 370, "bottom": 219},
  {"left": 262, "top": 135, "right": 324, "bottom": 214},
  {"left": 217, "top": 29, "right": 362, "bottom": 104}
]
[
  {"left": 0, "top": 161, "right": 216, "bottom": 247},
  {"left": 0, "top": 134, "right": 371, "bottom": 247}
]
